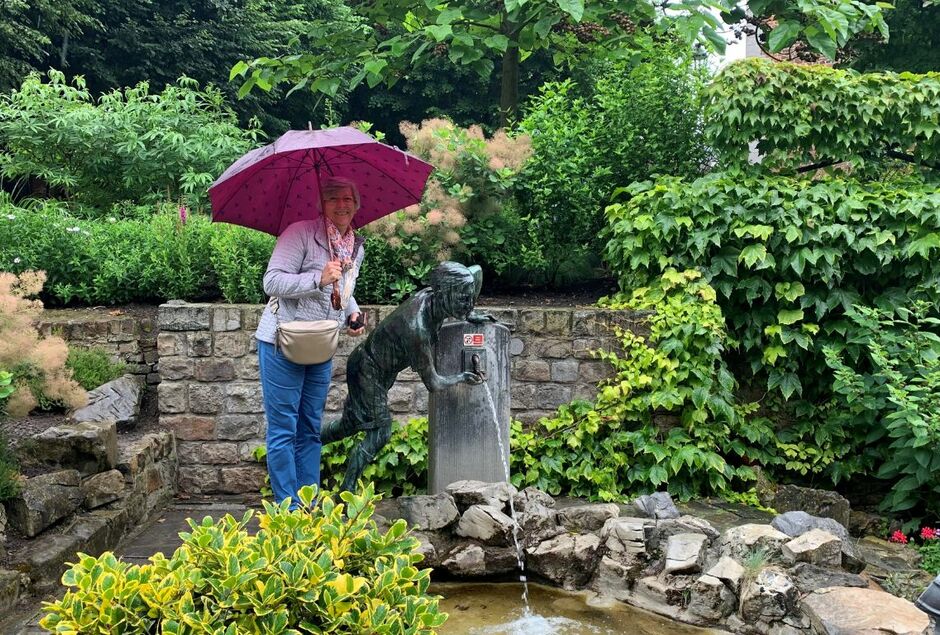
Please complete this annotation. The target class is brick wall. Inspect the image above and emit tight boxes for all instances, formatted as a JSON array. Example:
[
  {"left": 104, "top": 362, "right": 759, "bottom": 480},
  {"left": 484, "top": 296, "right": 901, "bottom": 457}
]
[{"left": 155, "top": 301, "right": 648, "bottom": 494}]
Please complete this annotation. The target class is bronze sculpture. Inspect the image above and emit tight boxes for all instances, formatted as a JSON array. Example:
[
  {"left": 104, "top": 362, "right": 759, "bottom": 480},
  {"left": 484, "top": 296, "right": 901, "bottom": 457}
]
[{"left": 321, "top": 261, "right": 492, "bottom": 491}]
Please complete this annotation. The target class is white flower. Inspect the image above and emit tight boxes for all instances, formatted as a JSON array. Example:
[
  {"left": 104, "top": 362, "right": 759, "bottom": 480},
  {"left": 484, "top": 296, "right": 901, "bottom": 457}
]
[
  {"left": 66, "top": 226, "right": 81, "bottom": 233},
  {"left": 13, "top": 257, "right": 21, "bottom": 264},
  {"left": 5, "top": 214, "right": 14, "bottom": 220},
  {"left": 107, "top": 217, "right": 117, "bottom": 223}
]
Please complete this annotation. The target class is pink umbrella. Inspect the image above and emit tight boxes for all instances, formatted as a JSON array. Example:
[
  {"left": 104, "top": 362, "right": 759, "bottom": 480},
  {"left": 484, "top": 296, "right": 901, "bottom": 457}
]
[{"left": 209, "top": 126, "right": 433, "bottom": 235}]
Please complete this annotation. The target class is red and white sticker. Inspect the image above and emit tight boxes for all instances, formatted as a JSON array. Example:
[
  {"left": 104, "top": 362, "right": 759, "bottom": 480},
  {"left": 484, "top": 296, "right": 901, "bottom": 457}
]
[{"left": 463, "top": 334, "right": 485, "bottom": 347}]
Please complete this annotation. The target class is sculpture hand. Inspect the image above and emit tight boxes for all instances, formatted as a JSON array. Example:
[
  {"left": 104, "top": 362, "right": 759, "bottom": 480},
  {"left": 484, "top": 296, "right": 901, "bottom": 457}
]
[
  {"left": 460, "top": 371, "right": 484, "bottom": 385},
  {"left": 466, "top": 311, "right": 496, "bottom": 324}
]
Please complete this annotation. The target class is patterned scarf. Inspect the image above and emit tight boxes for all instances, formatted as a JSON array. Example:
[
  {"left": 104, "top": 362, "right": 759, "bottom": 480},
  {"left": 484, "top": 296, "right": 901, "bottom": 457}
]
[{"left": 326, "top": 218, "right": 355, "bottom": 266}]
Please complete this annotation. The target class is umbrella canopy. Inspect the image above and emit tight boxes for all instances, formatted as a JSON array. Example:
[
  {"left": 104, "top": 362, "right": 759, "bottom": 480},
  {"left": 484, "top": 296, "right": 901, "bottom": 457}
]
[{"left": 209, "top": 127, "right": 433, "bottom": 235}]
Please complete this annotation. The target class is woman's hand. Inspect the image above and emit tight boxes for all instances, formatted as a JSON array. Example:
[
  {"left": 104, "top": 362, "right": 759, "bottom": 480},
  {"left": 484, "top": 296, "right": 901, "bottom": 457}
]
[
  {"left": 346, "top": 312, "right": 365, "bottom": 337},
  {"left": 320, "top": 260, "right": 342, "bottom": 287}
]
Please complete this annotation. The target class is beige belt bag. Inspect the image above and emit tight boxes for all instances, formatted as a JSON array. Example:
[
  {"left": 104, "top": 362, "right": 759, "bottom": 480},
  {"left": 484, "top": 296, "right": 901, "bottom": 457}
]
[
  {"left": 270, "top": 298, "right": 339, "bottom": 365},
  {"left": 275, "top": 319, "right": 339, "bottom": 365}
]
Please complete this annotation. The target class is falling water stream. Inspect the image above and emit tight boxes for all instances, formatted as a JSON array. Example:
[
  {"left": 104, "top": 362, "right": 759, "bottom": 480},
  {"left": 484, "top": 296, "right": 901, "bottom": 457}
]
[{"left": 481, "top": 383, "right": 531, "bottom": 615}]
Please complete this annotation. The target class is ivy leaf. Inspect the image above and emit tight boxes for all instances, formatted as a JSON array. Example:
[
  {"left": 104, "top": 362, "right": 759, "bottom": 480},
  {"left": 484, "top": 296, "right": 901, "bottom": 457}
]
[
  {"left": 778, "top": 309, "right": 804, "bottom": 325},
  {"left": 649, "top": 464, "right": 668, "bottom": 486},
  {"left": 739, "top": 244, "right": 768, "bottom": 268},
  {"left": 768, "top": 21, "right": 801, "bottom": 53}
]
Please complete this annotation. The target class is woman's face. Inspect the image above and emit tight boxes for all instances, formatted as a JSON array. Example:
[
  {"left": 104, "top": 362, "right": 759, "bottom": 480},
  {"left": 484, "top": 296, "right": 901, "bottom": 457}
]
[{"left": 322, "top": 187, "right": 356, "bottom": 233}]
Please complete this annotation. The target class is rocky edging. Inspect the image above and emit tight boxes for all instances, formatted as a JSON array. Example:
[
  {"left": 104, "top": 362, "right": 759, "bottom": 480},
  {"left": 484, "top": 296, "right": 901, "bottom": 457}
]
[
  {"left": 375, "top": 481, "right": 934, "bottom": 635},
  {"left": 0, "top": 419, "right": 177, "bottom": 615}
]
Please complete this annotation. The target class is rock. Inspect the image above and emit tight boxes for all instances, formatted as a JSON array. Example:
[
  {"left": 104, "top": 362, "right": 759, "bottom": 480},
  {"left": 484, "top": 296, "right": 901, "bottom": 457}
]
[
  {"left": 790, "top": 562, "right": 867, "bottom": 594},
  {"left": 739, "top": 567, "right": 798, "bottom": 623},
  {"left": 687, "top": 573, "right": 736, "bottom": 622},
  {"left": 440, "top": 543, "right": 519, "bottom": 577},
  {"left": 513, "top": 487, "right": 555, "bottom": 512},
  {"left": 0, "top": 504, "right": 6, "bottom": 556},
  {"left": 445, "top": 480, "right": 515, "bottom": 512},
  {"left": 527, "top": 533, "right": 601, "bottom": 589},
  {"left": 20, "top": 420, "right": 118, "bottom": 476},
  {"left": 411, "top": 531, "right": 438, "bottom": 566},
  {"left": 13, "top": 533, "right": 83, "bottom": 591},
  {"left": 720, "top": 523, "right": 790, "bottom": 562},
  {"left": 6, "top": 470, "right": 84, "bottom": 537},
  {"left": 772, "top": 485, "right": 850, "bottom": 528},
  {"left": 556, "top": 503, "right": 620, "bottom": 533},
  {"left": 519, "top": 501, "right": 564, "bottom": 549},
  {"left": 848, "top": 510, "right": 883, "bottom": 537},
  {"left": 71, "top": 374, "right": 142, "bottom": 427},
  {"left": 455, "top": 504, "right": 515, "bottom": 546},
  {"left": 631, "top": 491, "right": 681, "bottom": 519},
  {"left": 781, "top": 528, "right": 842, "bottom": 567},
  {"left": 663, "top": 532, "right": 708, "bottom": 574},
  {"left": 857, "top": 535, "right": 925, "bottom": 579},
  {"left": 706, "top": 556, "right": 746, "bottom": 594},
  {"left": 648, "top": 515, "right": 719, "bottom": 551},
  {"left": 802, "top": 586, "right": 930, "bottom": 634},
  {"left": 396, "top": 493, "right": 460, "bottom": 530},
  {"left": 772, "top": 510, "right": 864, "bottom": 573},
  {"left": 81, "top": 469, "right": 125, "bottom": 509},
  {"left": 633, "top": 575, "right": 685, "bottom": 619},
  {"left": 590, "top": 556, "right": 636, "bottom": 601},
  {"left": 601, "top": 516, "right": 650, "bottom": 563},
  {"left": 0, "top": 569, "right": 26, "bottom": 617}
]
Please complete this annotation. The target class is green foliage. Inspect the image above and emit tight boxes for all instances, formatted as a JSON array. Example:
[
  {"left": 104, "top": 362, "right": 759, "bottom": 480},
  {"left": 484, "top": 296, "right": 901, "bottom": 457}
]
[
  {"left": 849, "top": 0, "right": 940, "bottom": 73},
  {"left": 65, "top": 347, "right": 126, "bottom": 391},
  {"left": 40, "top": 484, "right": 447, "bottom": 634},
  {"left": 921, "top": 539, "right": 940, "bottom": 575},
  {"left": 604, "top": 173, "right": 940, "bottom": 403},
  {"left": 516, "top": 42, "right": 710, "bottom": 284},
  {"left": 0, "top": 70, "right": 258, "bottom": 213},
  {"left": 0, "top": 427, "right": 21, "bottom": 502},
  {"left": 510, "top": 270, "right": 769, "bottom": 501},
  {"left": 705, "top": 59, "right": 940, "bottom": 170},
  {"left": 0, "top": 369, "right": 13, "bottom": 403},
  {"left": 824, "top": 303, "right": 940, "bottom": 516}
]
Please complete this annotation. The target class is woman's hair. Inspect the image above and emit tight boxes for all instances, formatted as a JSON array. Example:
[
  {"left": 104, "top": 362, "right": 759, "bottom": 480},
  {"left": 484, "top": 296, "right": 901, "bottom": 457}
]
[{"left": 320, "top": 176, "right": 361, "bottom": 210}]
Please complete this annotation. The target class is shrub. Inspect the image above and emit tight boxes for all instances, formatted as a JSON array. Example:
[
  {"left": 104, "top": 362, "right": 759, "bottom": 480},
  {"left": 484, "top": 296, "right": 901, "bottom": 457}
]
[
  {"left": 510, "top": 270, "right": 772, "bottom": 501},
  {"left": 0, "top": 427, "right": 21, "bottom": 502},
  {"left": 516, "top": 41, "right": 711, "bottom": 284},
  {"left": 604, "top": 173, "right": 940, "bottom": 403},
  {"left": 0, "top": 70, "right": 259, "bottom": 214},
  {"left": 66, "top": 347, "right": 127, "bottom": 391},
  {"left": 0, "top": 270, "right": 85, "bottom": 415},
  {"left": 824, "top": 303, "right": 940, "bottom": 516},
  {"left": 40, "top": 485, "right": 447, "bottom": 634}
]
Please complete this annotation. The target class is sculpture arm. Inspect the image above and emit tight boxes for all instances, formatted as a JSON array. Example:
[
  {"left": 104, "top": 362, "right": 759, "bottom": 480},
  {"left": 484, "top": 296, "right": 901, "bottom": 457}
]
[{"left": 416, "top": 347, "right": 481, "bottom": 392}]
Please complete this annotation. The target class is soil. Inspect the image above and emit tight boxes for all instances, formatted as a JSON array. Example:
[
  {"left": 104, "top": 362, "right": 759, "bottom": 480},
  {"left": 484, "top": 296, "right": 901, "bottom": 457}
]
[{"left": 475, "top": 278, "right": 617, "bottom": 308}]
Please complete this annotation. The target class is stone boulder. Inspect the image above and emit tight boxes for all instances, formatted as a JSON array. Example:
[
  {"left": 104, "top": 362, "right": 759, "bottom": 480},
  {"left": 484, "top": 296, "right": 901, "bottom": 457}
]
[
  {"left": 527, "top": 533, "right": 601, "bottom": 589},
  {"left": 591, "top": 556, "right": 638, "bottom": 601},
  {"left": 790, "top": 563, "right": 867, "bottom": 594},
  {"left": 772, "top": 510, "right": 864, "bottom": 573},
  {"left": 687, "top": 573, "right": 737, "bottom": 622},
  {"left": 455, "top": 504, "right": 515, "bottom": 546},
  {"left": 0, "top": 505, "right": 6, "bottom": 558},
  {"left": 771, "top": 485, "right": 850, "bottom": 528},
  {"left": 802, "top": 586, "right": 930, "bottom": 634},
  {"left": 395, "top": 493, "right": 460, "bottom": 530},
  {"left": 705, "top": 556, "right": 746, "bottom": 594},
  {"left": 781, "top": 528, "right": 842, "bottom": 568},
  {"left": 630, "top": 491, "right": 681, "bottom": 519},
  {"left": 445, "top": 480, "right": 515, "bottom": 513},
  {"left": 81, "top": 469, "right": 126, "bottom": 509},
  {"left": 5, "top": 470, "right": 84, "bottom": 537},
  {"left": 648, "top": 515, "right": 719, "bottom": 551},
  {"left": 720, "top": 523, "right": 790, "bottom": 562},
  {"left": 19, "top": 420, "right": 118, "bottom": 476},
  {"left": 663, "top": 532, "right": 708, "bottom": 574},
  {"left": 600, "top": 516, "right": 650, "bottom": 563},
  {"left": 739, "top": 567, "right": 798, "bottom": 624},
  {"left": 71, "top": 374, "right": 142, "bottom": 428},
  {"left": 513, "top": 486, "right": 555, "bottom": 512},
  {"left": 518, "top": 501, "right": 564, "bottom": 549},
  {"left": 556, "top": 503, "right": 620, "bottom": 533},
  {"left": 440, "top": 543, "right": 519, "bottom": 577}
]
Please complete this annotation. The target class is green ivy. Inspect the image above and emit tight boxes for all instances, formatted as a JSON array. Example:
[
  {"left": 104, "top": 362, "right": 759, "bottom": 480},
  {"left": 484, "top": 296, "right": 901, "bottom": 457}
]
[
  {"left": 705, "top": 59, "right": 940, "bottom": 170},
  {"left": 509, "top": 270, "right": 783, "bottom": 502},
  {"left": 604, "top": 172, "right": 940, "bottom": 402}
]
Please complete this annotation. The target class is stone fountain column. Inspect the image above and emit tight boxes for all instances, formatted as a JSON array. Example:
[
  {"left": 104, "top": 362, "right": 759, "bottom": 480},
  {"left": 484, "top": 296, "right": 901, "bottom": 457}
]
[{"left": 428, "top": 320, "right": 511, "bottom": 494}]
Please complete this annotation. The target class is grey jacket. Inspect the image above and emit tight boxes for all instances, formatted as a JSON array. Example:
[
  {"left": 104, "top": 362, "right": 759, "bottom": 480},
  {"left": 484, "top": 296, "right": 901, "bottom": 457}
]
[{"left": 255, "top": 219, "right": 365, "bottom": 345}]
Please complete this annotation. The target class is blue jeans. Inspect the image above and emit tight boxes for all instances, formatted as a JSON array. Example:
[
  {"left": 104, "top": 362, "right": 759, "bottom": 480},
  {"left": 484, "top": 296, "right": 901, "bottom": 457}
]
[{"left": 257, "top": 340, "right": 332, "bottom": 508}]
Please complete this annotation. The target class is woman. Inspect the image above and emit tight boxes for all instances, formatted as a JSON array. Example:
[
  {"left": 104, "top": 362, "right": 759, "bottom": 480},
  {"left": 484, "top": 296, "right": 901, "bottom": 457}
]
[{"left": 254, "top": 176, "right": 366, "bottom": 508}]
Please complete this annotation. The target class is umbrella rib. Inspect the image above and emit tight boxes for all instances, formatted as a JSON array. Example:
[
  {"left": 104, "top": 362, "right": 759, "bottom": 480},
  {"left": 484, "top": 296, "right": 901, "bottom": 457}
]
[
  {"left": 276, "top": 148, "right": 316, "bottom": 232},
  {"left": 325, "top": 145, "right": 427, "bottom": 200}
]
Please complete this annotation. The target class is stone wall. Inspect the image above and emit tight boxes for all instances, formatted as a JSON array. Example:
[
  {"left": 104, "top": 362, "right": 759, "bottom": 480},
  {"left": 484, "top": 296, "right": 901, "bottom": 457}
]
[
  {"left": 157, "top": 301, "right": 648, "bottom": 495},
  {"left": 37, "top": 308, "right": 159, "bottom": 387}
]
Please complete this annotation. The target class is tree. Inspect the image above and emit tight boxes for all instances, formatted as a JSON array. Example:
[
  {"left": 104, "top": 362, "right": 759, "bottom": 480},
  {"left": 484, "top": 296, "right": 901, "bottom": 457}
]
[
  {"left": 233, "top": 0, "right": 891, "bottom": 124},
  {"left": 848, "top": 0, "right": 940, "bottom": 72},
  {"left": 0, "top": 0, "right": 97, "bottom": 91}
]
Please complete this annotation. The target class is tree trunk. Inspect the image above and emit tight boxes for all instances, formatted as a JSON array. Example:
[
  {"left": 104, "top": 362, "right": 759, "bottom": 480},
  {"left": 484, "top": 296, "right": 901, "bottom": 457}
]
[
  {"left": 499, "top": 44, "right": 520, "bottom": 127},
  {"left": 60, "top": 32, "right": 69, "bottom": 68}
]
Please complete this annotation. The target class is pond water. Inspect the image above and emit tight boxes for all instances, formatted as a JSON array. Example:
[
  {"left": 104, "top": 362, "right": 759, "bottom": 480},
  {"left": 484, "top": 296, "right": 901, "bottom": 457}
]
[{"left": 433, "top": 582, "right": 721, "bottom": 635}]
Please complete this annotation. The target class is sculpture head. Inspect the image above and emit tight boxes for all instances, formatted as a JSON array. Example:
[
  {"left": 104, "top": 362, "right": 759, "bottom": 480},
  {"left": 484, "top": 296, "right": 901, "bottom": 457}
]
[{"left": 431, "top": 261, "right": 478, "bottom": 321}]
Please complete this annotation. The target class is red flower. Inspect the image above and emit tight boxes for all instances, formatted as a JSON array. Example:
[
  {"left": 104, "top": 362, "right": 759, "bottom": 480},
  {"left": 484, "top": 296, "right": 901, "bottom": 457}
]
[
  {"left": 920, "top": 527, "right": 939, "bottom": 540},
  {"left": 889, "top": 530, "right": 908, "bottom": 544}
]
